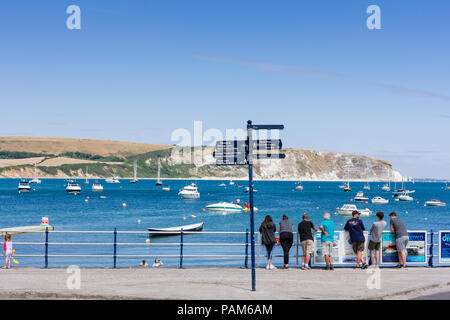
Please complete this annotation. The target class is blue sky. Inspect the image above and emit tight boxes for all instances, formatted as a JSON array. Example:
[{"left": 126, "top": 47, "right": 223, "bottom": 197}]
[{"left": 0, "top": 1, "right": 449, "bottom": 178}]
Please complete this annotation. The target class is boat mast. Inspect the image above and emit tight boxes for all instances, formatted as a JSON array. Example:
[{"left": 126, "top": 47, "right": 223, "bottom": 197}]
[{"left": 133, "top": 161, "right": 137, "bottom": 180}]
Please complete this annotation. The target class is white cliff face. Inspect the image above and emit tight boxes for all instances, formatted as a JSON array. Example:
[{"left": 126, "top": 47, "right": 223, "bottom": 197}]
[{"left": 167, "top": 147, "right": 402, "bottom": 181}]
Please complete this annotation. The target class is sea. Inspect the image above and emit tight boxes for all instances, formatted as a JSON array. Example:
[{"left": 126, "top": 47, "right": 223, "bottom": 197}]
[{"left": 1, "top": 179, "right": 449, "bottom": 267}]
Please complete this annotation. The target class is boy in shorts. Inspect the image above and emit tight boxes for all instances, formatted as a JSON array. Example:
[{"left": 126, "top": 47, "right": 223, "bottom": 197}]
[{"left": 369, "top": 212, "right": 387, "bottom": 267}]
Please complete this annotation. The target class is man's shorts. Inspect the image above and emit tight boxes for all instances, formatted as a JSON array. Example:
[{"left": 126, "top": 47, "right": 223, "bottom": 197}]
[
  {"left": 322, "top": 241, "right": 333, "bottom": 256},
  {"left": 352, "top": 241, "right": 365, "bottom": 253},
  {"left": 301, "top": 240, "right": 315, "bottom": 255},
  {"left": 368, "top": 240, "right": 381, "bottom": 251},
  {"left": 396, "top": 236, "right": 409, "bottom": 252}
]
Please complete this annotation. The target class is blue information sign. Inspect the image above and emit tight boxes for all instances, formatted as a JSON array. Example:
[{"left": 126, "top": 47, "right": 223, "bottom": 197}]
[{"left": 439, "top": 231, "right": 450, "bottom": 264}]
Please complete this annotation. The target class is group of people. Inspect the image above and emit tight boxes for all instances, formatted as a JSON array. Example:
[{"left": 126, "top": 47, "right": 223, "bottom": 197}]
[
  {"left": 259, "top": 210, "right": 409, "bottom": 270},
  {"left": 140, "top": 259, "right": 163, "bottom": 268}
]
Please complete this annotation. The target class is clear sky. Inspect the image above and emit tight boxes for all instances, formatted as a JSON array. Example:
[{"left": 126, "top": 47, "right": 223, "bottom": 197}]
[{"left": 0, "top": 1, "right": 449, "bottom": 179}]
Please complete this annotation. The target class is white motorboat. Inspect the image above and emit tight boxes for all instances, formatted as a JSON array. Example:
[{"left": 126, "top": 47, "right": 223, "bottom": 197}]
[
  {"left": 218, "top": 183, "right": 226, "bottom": 187},
  {"left": 66, "top": 180, "right": 81, "bottom": 195},
  {"left": 425, "top": 199, "right": 446, "bottom": 207},
  {"left": 155, "top": 157, "right": 162, "bottom": 186},
  {"left": 29, "top": 163, "right": 41, "bottom": 184},
  {"left": 92, "top": 181, "right": 103, "bottom": 192},
  {"left": 162, "top": 185, "right": 170, "bottom": 192},
  {"left": 363, "top": 182, "right": 370, "bottom": 190},
  {"left": 244, "top": 186, "right": 258, "bottom": 193},
  {"left": 18, "top": 179, "right": 31, "bottom": 193},
  {"left": 178, "top": 183, "right": 200, "bottom": 199},
  {"left": 229, "top": 180, "right": 235, "bottom": 185},
  {"left": 337, "top": 204, "right": 372, "bottom": 217},
  {"left": 398, "top": 193, "right": 413, "bottom": 201},
  {"left": 445, "top": 184, "right": 450, "bottom": 191},
  {"left": 105, "top": 177, "right": 120, "bottom": 183},
  {"left": 206, "top": 202, "right": 243, "bottom": 213},
  {"left": 371, "top": 196, "right": 389, "bottom": 204},
  {"left": 354, "top": 191, "right": 369, "bottom": 202}
]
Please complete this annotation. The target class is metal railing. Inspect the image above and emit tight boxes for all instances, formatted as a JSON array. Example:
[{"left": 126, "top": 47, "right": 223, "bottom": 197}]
[{"left": 9, "top": 228, "right": 450, "bottom": 268}]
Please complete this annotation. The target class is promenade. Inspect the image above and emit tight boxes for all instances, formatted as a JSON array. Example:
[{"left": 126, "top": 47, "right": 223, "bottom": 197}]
[{"left": 0, "top": 267, "right": 449, "bottom": 300}]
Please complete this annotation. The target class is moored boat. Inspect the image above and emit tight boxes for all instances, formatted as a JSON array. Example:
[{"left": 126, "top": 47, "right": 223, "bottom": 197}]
[
  {"left": 371, "top": 196, "right": 389, "bottom": 204},
  {"left": 18, "top": 179, "right": 31, "bottom": 193},
  {"left": 66, "top": 180, "right": 81, "bottom": 195},
  {"left": 425, "top": 199, "right": 446, "bottom": 207},
  {"left": 206, "top": 202, "right": 243, "bottom": 213},
  {"left": 354, "top": 191, "right": 369, "bottom": 202},
  {"left": 178, "top": 183, "right": 200, "bottom": 199},
  {"left": 337, "top": 204, "right": 372, "bottom": 217},
  {"left": 92, "top": 181, "right": 103, "bottom": 192},
  {"left": 147, "top": 222, "right": 204, "bottom": 237},
  {"left": 105, "top": 177, "right": 120, "bottom": 183}
]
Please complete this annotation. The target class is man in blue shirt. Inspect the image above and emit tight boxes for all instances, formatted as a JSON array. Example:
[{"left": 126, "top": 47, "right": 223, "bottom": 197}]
[
  {"left": 344, "top": 211, "right": 368, "bottom": 269},
  {"left": 319, "top": 213, "right": 335, "bottom": 271}
]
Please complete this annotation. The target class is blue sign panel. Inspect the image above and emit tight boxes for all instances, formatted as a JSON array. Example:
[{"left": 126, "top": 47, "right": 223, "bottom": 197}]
[
  {"left": 439, "top": 231, "right": 450, "bottom": 264},
  {"left": 381, "top": 231, "right": 427, "bottom": 264}
]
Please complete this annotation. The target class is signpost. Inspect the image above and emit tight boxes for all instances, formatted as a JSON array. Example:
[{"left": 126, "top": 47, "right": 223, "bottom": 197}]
[{"left": 214, "top": 120, "right": 285, "bottom": 291}]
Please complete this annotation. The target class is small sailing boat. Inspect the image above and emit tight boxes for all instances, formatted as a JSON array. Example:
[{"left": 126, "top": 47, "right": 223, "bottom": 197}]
[
  {"left": 155, "top": 157, "right": 162, "bottom": 186},
  {"left": 295, "top": 165, "right": 304, "bottom": 191},
  {"left": 84, "top": 167, "right": 89, "bottom": 185},
  {"left": 363, "top": 182, "right": 370, "bottom": 190},
  {"left": 343, "top": 167, "right": 351, "bottom": 192},
  {"left": 29, "top": 163, "right": 41, "bottom": 184},
  {"left": 130, "top": 161, "right": 139, "bottom": 184}
]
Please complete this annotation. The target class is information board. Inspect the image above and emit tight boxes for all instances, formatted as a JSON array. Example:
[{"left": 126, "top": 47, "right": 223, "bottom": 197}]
[
  {"left": 439, "top": 231, "right": 450, "bottom": 264},
  {"left": 381, "top": 231, "right": 427, "bottom": 264}
]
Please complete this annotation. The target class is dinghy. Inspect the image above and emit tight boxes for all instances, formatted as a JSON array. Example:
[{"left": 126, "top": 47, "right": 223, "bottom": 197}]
[{"left": 147, "top": 222, "right": 204, "bottom": 237}]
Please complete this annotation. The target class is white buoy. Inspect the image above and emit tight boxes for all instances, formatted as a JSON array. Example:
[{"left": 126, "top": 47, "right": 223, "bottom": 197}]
[
  {"left": 122, "top": 203, "right": 127, "bottom": 207},
  {"left": 137, "top": 219, "right": 141, "bottom": 224},
  {"left": 191, "top": 215, "right": 196, "bottom": 218},
  {"left": 424, "top": 217, "right": 428, "bottom": 221},
  {"left": 145, "top": 239, "right": 150, "bottom": 244}
]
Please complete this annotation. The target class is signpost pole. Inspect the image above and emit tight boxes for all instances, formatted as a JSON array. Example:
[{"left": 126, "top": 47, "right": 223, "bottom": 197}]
[{"left": 247, "top": 120, "right": 256, "bottom": 292}]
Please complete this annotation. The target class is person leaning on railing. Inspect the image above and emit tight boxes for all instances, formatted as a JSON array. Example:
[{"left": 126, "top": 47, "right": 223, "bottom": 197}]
[
  {"left": 278, "top": 214, "right": 294, "bottom": 269},
  {"left": 298, "top": 214, "right": 319, "bottom": 270}
]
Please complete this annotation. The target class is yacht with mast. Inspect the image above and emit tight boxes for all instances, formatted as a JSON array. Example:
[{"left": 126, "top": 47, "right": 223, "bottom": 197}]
[
  {"left": 130, "top": 161, "right": 139, "bottom": 183},
  {"left": 155, "top": 157, "right": 162, "bottom": 186},
  {"left": 343, "top": 167, "right": 351, "bottom": 192},
  {"left": 295, "top": 166, "right": 304, "bottom": 191},
  {"left": 29, "top": 163, "right": 41, "bottom": 184},
  {"left": 393, "top": 177, "right": 415, "bottom": 197},
  {"left": 84, "top": 167, "right": 89, "bottom": 185}
]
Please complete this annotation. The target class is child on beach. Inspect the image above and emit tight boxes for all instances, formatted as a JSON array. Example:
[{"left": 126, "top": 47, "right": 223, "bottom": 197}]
[{"left": 3, "top": 234, "right": 13, "bottom": 269}]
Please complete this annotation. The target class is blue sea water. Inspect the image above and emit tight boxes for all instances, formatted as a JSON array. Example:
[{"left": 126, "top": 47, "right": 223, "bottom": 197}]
[{"left": 1, "top": 179, "right": 449, "bottom": 267}]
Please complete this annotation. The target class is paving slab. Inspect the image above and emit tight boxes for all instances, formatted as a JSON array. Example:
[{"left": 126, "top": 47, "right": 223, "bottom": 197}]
[{"left": 0, "top": 267, "right": 449, "bottom": 300}]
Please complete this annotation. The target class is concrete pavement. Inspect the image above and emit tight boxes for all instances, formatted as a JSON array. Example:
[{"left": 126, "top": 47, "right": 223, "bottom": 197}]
[{"left": 0, "top": 267, "right": 449, "bottom": 300}]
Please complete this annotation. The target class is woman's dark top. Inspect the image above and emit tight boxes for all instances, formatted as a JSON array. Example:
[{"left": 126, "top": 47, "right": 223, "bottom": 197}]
[{"left": 259, "top": 221, "right": 276, "bottom": 245}]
